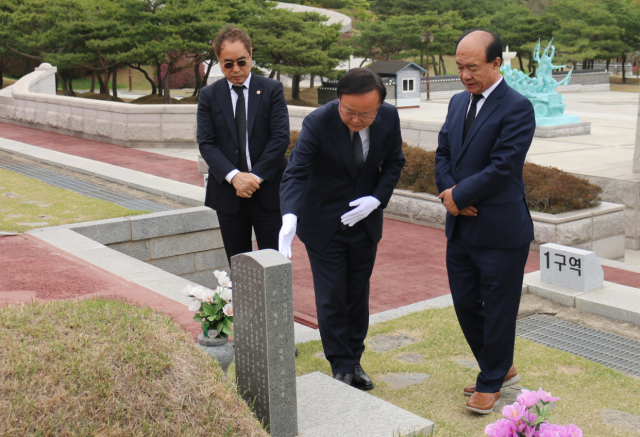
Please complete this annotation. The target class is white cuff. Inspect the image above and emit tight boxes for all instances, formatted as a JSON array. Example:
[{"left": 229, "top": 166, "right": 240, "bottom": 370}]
[
  {"left": 225, "top": 169, "right": 240, "bottom": 184},
  {"left": 282, "top": 213, "right": 297, "bottom": 226}
]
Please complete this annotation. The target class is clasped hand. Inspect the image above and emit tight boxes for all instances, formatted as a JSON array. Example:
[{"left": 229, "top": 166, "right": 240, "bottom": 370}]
[
  {"left": 437, "top": 186, "right": 478, "bottom": 217},
  {"left": 232, "top": 172, "right": 260, "bottom": 198},
  {"left": 340, "top": 196, "right": 381, "bottom": 227}
]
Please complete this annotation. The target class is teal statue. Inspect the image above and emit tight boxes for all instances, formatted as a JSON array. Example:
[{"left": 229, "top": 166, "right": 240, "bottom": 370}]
[{"left": 501, "top": 39, "right": 580, "bottom": 127}]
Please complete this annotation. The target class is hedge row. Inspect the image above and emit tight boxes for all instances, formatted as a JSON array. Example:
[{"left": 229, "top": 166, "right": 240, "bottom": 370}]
[{"left": 287, "top": 134, "right": 602, "bottom": 214}]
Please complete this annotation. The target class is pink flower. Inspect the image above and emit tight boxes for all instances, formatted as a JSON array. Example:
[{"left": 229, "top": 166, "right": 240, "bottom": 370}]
[
  {"left": 523, "top": 409, "right": 538, "bottom": 424},
  {"left": 537, "top": 388, "right": 561, "bottom": 404},
  {"left": 485, "top": 419, "right": 518, "bottom": 437},
  {"left": 564, "top": 424, "right": 583, "bottom": 437},
  {"left": 502, "top": 402, "right": 527, "bottom": 422},
  {"left": 517, "top": 389, "right": 540, "bottom": 408}
]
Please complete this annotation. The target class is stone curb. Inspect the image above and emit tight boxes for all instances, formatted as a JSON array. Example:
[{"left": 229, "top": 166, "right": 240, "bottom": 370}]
[
  {"left": 0, "top": 137, "right": 205, "bottom": 206},
  {"left": 523, "top": 270, "right": 640, "bottom": 327}
]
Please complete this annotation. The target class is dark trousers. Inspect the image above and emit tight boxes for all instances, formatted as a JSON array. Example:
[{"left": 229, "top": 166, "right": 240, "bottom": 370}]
[
  {"left": 216, "top": 196, "right": 282, "bottom": 265},
  {"left": 306, "top": 223, "right": 377, "bottom": 375},
  {"left": 446, "top": 221, "right": 529, "bottom": 393}
]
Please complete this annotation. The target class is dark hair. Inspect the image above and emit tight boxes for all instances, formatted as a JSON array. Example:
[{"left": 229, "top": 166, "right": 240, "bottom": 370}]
[
  {"left": 213, "top": 25, "right": 252, "bottom": 58},
  {"left": 456, "top": 30, "right": 502, "bottom": 65},
  {"left": 337, "top": 68, "right": 386, "bottom": 103}
]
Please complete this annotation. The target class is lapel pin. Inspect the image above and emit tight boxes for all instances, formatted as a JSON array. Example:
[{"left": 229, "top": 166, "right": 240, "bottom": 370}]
[{"left": 257, "top": 90, "right": 261, "bottom": 95}]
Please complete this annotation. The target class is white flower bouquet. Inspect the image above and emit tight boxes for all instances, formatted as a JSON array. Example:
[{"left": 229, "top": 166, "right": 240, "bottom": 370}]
[{"left": 182, "top": 270, "right": 233, "bottom": 338}]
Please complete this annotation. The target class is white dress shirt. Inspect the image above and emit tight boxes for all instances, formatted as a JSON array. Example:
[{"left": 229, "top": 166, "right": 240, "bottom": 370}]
[
  {"left": 349, "top": 126, "right": 371, "bottom": 161},
  {"left": 466, "top": 77, "right": 503, "bottom": 116},
  {"left": 224, "top": 73, "right": 263, "bottom": 183}
]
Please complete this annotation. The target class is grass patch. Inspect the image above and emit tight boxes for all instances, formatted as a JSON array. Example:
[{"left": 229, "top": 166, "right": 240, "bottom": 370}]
[
  {"left": 294, "top": 306, "right": 640, "bottom": 436},
  {"left": 2, "top": 77, "right": 16, "bottom": 89},
  {"left": 283, "top": 86, "right": 319, "bottom": 107},
  {"left": 0, "top": 298, "right": 268, "bottom": 437},
  {"left": 610, "top": 82, "right": 640, "bottom": 93},
  {"left": 0, "top": 167, "right": 148, "bottom": 233}
]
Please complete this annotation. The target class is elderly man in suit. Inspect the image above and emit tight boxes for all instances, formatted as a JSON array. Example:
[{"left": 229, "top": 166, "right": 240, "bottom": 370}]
[
  {"left": 278, "top": 68, "right": 405, "bottom": 389},
  {"left": 197, "top": 25, "right": 289, "bottom": 264},
  {"left": 435, "top": 30, "right": 536, "bottom": 414}
]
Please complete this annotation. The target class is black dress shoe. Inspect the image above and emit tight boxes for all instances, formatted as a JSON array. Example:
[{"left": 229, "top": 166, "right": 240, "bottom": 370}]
[
  {"left": 352, "top": 363, "right": 374, "bottom": 390},
  {"left": 333, "top": 373, "right": 353, "bottom": 385}
]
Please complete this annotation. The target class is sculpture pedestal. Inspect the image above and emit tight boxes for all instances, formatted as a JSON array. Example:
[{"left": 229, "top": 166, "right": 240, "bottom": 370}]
[{"left": 534, "top": 122, "right": 591, "bottom": 138}]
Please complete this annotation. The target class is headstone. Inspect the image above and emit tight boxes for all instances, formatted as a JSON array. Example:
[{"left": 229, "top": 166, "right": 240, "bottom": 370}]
[
  {"left": 633, "top": 89, "right": 640, "bottom": 173},
  {"left": 231, "top": 249, "right": 298, "bottom": 437},
  {"left": 539, "top": 243, "right": 604, "bottom": 292}
]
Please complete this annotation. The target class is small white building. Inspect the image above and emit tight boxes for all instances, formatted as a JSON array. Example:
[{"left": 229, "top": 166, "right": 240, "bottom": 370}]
[{"left": 367, "top": 61, "right": 427, "bottom": 108}]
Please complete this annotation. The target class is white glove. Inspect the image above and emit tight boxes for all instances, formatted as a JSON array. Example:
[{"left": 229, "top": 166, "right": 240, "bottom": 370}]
[
  {"left": 278, "top": 214, "right": 297, "bottom": 259},
  {"left": 341, "top": 196, "right": 381, "bottom": 227}
]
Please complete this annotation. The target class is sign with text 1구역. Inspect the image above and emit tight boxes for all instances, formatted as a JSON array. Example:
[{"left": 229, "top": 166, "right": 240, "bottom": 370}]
[{"left": 539, "top": 243, "right": 604, "bottom": 292}]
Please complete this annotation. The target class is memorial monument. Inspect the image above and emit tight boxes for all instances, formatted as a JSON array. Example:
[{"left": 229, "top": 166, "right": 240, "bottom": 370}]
[
  {"left": 501, "top": 39, "right": 590, "bottom": 136},
  {"left": 231, "top": 250, "right": 298, "bottom": 437}
]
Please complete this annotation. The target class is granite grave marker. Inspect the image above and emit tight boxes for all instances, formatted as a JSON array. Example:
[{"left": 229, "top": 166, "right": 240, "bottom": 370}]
[
  {"left": 231, "top": 249, "right": 298, "bottom": 437},
  {"left": 539, "top": 243, "right": 604, "bottom": 292}
]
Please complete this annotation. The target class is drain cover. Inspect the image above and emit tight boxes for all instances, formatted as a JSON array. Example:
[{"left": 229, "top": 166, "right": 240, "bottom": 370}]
[{"left": 517, "top": 314, "right": 640, "bottom": 377}]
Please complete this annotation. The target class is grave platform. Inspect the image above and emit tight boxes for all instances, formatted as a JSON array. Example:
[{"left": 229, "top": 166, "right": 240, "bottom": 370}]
[
  {"left": 534, "top": 122, "right": 591, "bottom": 138},
  {"left": 296, "top": 372, "right": 435, "bottom": 437}
]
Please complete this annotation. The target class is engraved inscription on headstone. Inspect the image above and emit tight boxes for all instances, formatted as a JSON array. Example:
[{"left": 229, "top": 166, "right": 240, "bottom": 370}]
[
  {"left": 231, "top": 249, "right": 298, "bottom": 437},
  {"left": 539, "top": 243, "right": 604, "bottom": 292}
]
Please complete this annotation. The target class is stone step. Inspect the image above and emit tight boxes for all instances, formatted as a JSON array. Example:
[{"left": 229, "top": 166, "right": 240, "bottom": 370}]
[
  {"left": 523, "top": 271, "right": 640, "bottom": 326},
  {"left": 296, "top": 372, "right": 435, "bottom": 437}
]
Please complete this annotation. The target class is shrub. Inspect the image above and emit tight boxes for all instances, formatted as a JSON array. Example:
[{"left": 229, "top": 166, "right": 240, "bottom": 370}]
[
  {"left": 156, "top": 56, "right": 206, "bottom": 89},
  {"left": 523, "top": 162, "right": 602, "bottom": 213},
  {"left": 395, "top": 146, "right": 602, "bottom": 214}
]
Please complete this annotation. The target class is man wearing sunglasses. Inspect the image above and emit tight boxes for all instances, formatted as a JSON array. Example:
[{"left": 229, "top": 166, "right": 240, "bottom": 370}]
[
  {"left": 198, "top": 25, "right": 290, "bottom": 265},
  {"left": 279, "top": 68, "right": 405, "bottom": 389}
]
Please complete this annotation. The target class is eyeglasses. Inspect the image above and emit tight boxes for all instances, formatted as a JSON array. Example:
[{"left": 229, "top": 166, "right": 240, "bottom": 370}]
[
  {"left": 339, "top": 105, "right": 378, "bottom": 122},
  {"left": 222, "top": 59, "right": 248, "bottom": 69}
]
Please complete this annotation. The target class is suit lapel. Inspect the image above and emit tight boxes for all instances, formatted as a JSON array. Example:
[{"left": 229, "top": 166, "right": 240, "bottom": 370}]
[
  {"left": 247, "top": 77, "right": 262, "bottom": 143},
  {"left": 215, "top": 80, "right": 238, "bottom": 146},
  {"left": 331, "top": 110, "right": 358, "bottom": 181},
  {"left": 454, "top": 80, "right": 506, "bottom": 165}
]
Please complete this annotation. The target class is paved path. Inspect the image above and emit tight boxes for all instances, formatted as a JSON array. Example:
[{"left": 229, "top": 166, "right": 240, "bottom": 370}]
[{"left": 3, "top": 121, "right": 640, "bottom": 329}]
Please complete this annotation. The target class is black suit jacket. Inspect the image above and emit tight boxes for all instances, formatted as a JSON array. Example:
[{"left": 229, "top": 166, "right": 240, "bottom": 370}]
[
  {"left": 435, "top": 79, "right": 535, "bottom": 248},
  {"left": 280, "top": 99, "right": 405, "bottom": 252},
  {"left": 197, "top": 74, "right": 290, "bottom": 215}
]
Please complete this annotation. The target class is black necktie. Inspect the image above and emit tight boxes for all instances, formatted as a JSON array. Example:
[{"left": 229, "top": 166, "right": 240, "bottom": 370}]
[
  {"left": 233, "top": 85, "right": 248, "bottom": 172},
  {"left": 463, "top": 94, "right": 484, "bottom": 143},
  {"left": 353, "top": 131, "right": 364, "bottom": 170}
]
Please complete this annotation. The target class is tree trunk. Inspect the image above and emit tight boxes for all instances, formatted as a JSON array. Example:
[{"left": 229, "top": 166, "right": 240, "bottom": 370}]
[
  {"left": 192, "top": 61, "right": 202, "bottom": 97},
  {"left": 292, "top": 74, "right": 301, "bottom": 101},
  {"left": 97, "top": 70, "right": 107, "bottom": 94},
  {"left": 439, "top": 53, "right": 447, "bottom": 75},
  {"left": 431, "top": 54, "right": 439, "bottom": 76},
  {"left": 420, "top": 47, "right": 424, "bottom": 68},
  {"left": 66, "top": 73, "right": 76, "bottom": 97},
  {"left": 517, "top": 53, "right": 524, "bottom": 71},
  {"left": 163, "top": 66, "right": 171, "bottom": 104},
  {"left": 0, "top": 66, "right": 3, "bottom": 89},
  {"left": 128, "top": 64, "right": 156, "bottom": 95},
  {"left": 387, "top": 52, "right": 392, "bottom": 61},
  {"left": 156, "top": 60, "right": 163, "bottom": 97},
  {"left": 111, "top": 66, "right": 118, "bottom": 101},
  {"left": 310, "top": 74, "right": 315, "bottom": 89},
  {"left": 202, "top": 55, "right": 215, "bottom": 92},
  {"left": 582, "top": 58, "right": 587, "bottom": 70},
  {"left": 277, "top": 70, "right": 280, "bottom": 81},
  {"left": 528, "top": 52, "right": 533, "bottom": 74},
  {"left": 23, "top": 58, "right": 31, "bottom": 77},
  {"left": 622, "top": 53, "right": 627, "bottom": 83},
  {"left": 269, "top": 69, "right": 277, "bottom": 79},
  {"left": 56, "top": 72, "right": 70, "bottom": 96},
  {"left": 90, "top": 70, "right": 96, "bottom": 93},
  {"left": 606, "top": 58, "right": 611, "bottom": 72}
]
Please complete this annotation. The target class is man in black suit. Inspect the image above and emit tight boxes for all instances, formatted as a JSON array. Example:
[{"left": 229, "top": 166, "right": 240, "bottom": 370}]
[
  {"left": 279, "top": 68, "right": 405, "bottom": 389},
  {"left": 198, "top": 25, "right": 289, "bottom": 264},
  {"left": 435, "top": 30, "right": 535, "bottom": 414}
]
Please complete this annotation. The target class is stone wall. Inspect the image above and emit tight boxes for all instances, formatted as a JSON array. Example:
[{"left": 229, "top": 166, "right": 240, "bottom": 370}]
[
  {"left": 385, "top": 190, "right": 626, "bottom": 260},
  {"left": 43, "top": 206, "right": 228, "bottom": 288}
]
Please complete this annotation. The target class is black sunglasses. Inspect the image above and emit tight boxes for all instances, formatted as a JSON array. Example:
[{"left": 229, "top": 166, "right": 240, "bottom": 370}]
[{"left": 222, "top": 60, "right": 248, "bottom": 69}]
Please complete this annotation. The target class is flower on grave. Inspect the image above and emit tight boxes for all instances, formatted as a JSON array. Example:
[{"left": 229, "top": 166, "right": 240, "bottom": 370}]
[
  {"left": 223, "top": 303, "right": 233, "bottom": 317},
  {"left": 485, "top": 388, "right": 581, "bottom": 437},
  {"left": 214, "top": 270, "right": 232, "bottom": 288},
  {"left": 181, "top": 277, "right": 234, "bottom": 339}
]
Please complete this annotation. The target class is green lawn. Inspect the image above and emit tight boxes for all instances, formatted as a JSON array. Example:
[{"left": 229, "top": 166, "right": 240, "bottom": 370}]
[
  {"left": 293, "top": 306, "right": 640, "bottom": 437},
  {"left": 0, "top": 167, "right": 148, "bottom": 233}
]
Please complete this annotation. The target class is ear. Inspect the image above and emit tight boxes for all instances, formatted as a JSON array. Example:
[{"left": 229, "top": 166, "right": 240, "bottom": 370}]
[
  {"left": 494, "top": 57, "right": 502, "bottom": 70},
  {"left": 249, "top": 47, "right": 253, "bottom": 57}
]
